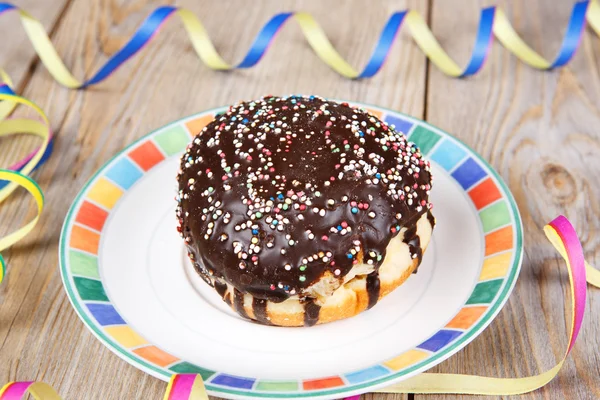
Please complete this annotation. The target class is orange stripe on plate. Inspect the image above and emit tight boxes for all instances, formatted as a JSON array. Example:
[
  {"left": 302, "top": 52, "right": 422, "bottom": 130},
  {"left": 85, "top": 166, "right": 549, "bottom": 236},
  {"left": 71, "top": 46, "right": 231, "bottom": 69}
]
[
  {"left": 364, "top": 108, "right": 383, "bottom": 119},
  {"left": 446, "top": 306, "right": 487, "bottom": 329},
  {"left": 75, "top": 201, "right": 108, "bottom": 231},
  {"left": 129, "top": 141, "right": 165, "bottom": 171},
  {"left": 480, "top": 252, "right": 513, "bottom": 281},
  {"left": 133, "top": 346, "right": 179, "bottom": 367},
  {"left": 302, "top": 377, "right": 344, "bottom": 390},
  {"left": 468, "top": 177, "right": 502, "bottom": 210},
  {"left": 484, "top": 226, "right": 513, "bottom": 256},
  {"left": 70, "top": 225, "right": 100, "bottom": 254},
  {"left": 384, "top": 349, "right": 429, "bottom": 371},
  {"left": 185, "top": 114, "right": 214, "bottom": 136}
]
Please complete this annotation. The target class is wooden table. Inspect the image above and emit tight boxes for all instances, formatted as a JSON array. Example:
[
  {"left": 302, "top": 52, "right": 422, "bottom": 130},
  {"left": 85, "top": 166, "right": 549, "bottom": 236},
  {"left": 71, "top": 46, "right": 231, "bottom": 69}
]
[{"left": 1, "top": 0, "right": 599, "bottom": 399}]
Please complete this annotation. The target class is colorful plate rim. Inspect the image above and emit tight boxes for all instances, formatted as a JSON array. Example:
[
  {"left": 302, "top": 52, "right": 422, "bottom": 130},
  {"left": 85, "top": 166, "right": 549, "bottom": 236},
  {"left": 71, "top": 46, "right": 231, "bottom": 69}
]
[{"left": 59, "top": 100, "right": 523, "bottom": 399}]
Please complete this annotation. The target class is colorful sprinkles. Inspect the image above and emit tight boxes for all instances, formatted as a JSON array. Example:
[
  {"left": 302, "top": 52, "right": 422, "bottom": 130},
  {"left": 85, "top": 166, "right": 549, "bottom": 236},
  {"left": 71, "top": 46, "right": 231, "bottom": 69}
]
[
  {"left": 60, "top": 103, "right": 522, "bottom": 398},
  {"left": 175, "top": 96, "right": 434, "bottom": 310}
]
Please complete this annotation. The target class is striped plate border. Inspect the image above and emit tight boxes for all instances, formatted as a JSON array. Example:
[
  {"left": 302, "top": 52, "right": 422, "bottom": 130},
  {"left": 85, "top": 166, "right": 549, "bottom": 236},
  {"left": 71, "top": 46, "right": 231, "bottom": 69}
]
[{"left": 59, "top": 103, "right": 523, "bottom": 399}]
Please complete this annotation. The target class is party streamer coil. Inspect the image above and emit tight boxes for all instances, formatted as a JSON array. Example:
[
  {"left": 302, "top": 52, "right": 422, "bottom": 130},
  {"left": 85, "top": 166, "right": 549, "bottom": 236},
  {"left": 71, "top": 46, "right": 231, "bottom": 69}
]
[
  {"left": 0, "top": 1, "right": 600, "bottom": 84},
  {"left": 0, "top": 77, "right": 50, "bottom": 284}
]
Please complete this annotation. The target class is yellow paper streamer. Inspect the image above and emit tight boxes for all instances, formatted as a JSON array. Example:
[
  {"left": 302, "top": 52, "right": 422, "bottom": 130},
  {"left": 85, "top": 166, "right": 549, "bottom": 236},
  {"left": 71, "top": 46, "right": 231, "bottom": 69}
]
[
  {"left": 372, "top": 221, "right": 591, "bottom": 396},
  {"left": 0, "top": 93, "right": 50, "bottom": 202},
  {"left": 1, "top": 1, "right": 600, "bottom": 83},
  {"left": 0, "top": 88, "right": 49, "bottom": 284},
  {"left": 0, "top": 381, "right": 62, "bottom": 400}
]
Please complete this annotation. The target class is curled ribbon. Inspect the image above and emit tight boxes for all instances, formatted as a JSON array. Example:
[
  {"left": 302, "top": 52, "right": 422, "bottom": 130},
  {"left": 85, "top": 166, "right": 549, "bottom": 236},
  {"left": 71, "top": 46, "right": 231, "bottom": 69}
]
[
  {"left": 0, "top": 76, "right": 50, "bottom": 284},
  {"left": 162, "top": 374, "right": 207, "bottom": 400},
  {"left": 0, "top": 75, "right": 54, "bottom": 191},
  {"left": 0, "top": 1, "right": 600, "bottom": 83},
  {"left": 0, "top": 216, "right": 596, "bottom": 399},
  {"left": 0, "top": 382, "right": 61, "bottom": 400}
]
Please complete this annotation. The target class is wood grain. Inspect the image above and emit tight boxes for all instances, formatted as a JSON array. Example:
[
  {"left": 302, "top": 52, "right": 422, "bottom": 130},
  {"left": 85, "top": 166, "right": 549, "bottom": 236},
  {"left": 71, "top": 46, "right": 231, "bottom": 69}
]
[
  {"left": 421, "top": 1, "right": 600, "bottom": 399},
  {"left": 2, "top": 0, "right": 599, "bottom": 399},
  {"left": 0, "top": 0, "right": 428, "bottom": 399},
  {"left": 0, "top": 0, "right": 73, "bottom": 88}
]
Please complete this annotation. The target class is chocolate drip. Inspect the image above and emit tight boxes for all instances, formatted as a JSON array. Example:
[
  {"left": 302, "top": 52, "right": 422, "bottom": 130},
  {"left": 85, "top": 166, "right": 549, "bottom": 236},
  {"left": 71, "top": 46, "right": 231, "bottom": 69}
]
[
  {"left": 191, "top": 259, "right": 211, "bottom": 285},
  {"left": 426, "top": 209, "right": 436, "bottom": 228},
  {"left": 366, "top": 271, "right": 381, "bottom": 309},
  {"left": 233, "top": 289, "right": 249, "bottom": 319},
  {"left": 214, "top": 280, "right": 232, "bottom": 306},
  {"left": 303, "top": 299, "right": 321, "bottom": 327},
  {"left": 252, "top": 297, "right": 272, "bottom": 325},
  {"left": 403, "top": 225, "right": 423, "bottom": 271},
  {"left": 214, "top": 281, "right": 227, "bottom": 298}
]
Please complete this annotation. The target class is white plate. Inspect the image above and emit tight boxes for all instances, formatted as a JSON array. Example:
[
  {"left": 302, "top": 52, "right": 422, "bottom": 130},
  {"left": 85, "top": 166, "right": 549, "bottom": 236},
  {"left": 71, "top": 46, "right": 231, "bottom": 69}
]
[{"left": 60, "top": 102, "right": 523, "bottom": 399}]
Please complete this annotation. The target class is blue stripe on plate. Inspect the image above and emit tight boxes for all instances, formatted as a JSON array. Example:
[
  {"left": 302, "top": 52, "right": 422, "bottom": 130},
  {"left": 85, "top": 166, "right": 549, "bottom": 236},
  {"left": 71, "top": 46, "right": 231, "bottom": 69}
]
[
  {"left": 211, "top": 374, "right": 256, "bottom": 389},
  {"left": 344, "top": 365, "right": 390, "bottom": 384},
  {"left": 417, "top": 329, "right": 463, "bottom": 352},
  {"left": 384, "top": 114, "right": 414, "bottom": 135},
  {"left": 429, "top": 139, "right": 467, "bottom": 171},
  {"left": 105, "top": 157, "right": 143, "bottom": 190},
  {"left": 451, "top": 157, "right": 487, "bottom": 190},
  {"left": 86, "top": 303, "right": 126, "bottom": 326}
]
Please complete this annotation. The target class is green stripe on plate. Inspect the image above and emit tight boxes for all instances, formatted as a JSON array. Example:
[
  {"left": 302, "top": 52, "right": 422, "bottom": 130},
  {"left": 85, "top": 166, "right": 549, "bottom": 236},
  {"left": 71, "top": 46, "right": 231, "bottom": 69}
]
[
  {"left": 73, "top": 277, "right": 108, "bottom": 301},
  {"left": 70, "top": 250, "right": 100, "bottom": 279},
  {"left": 255, "top": 381, "right": 299, "bottom": 392},
  {"left": 479, "top": 201, "right": 511, "bottom": 233},
  {"left": 408, "top": 126, "right": 441, "bottom": 155},
  {"left": 466, "top": 279, "right": 503, "bottom": 305},
  {"left": 154, "top": 125, "right": 191, "bottom": 156},
  {"left": 169, "top": 361, "right": 216, "bottom": 381}
]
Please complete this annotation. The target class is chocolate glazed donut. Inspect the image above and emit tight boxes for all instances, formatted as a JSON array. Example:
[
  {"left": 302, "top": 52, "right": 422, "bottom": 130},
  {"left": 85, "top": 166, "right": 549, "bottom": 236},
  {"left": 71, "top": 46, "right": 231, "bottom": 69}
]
[{"left": 176, "top": 95, "right": 434, "bottom": 326}]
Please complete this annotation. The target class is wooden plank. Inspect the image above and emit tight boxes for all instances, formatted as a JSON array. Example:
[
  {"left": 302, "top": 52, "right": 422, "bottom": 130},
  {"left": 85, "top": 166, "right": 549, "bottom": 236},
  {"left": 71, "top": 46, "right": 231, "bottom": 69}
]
[
  {"left": 0, "top": 0, "right": 428, "bottom": 399},
  {"left": 420, "top": 1, "right": 600, "bottom": 399},
  {"left": 0, "top": 0, "right": 73, "bottom": 88},
  {"left": 0, "top": 0, "right": 73, "bottom": 170}
]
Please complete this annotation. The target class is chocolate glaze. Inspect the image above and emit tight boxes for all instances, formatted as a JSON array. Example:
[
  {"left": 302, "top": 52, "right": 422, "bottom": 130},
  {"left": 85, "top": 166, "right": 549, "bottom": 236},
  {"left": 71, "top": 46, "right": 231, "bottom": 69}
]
[
  {"left": 404, "top": 225, "right": 422, "bottom": 266},
  {"left": 224, "top": 293, "right": 232, "bottom": 307},
  {"left": 411, "top": 210, "right": 436, "bottom": 274},
  {"left": 303, "top": 298, "right": 321, "bottom": 327},
  {"left": 366, "top": 271, "right": 381, "bottom": 309},
  {"left": 426, "top": 209, "right": 436, "bottom": 228},
  {"left": 214, "top": 280, "right": 228, "bottom": 298},
  {"left": 176, "top": 95, "right": 433, "bottom": 315},
  {"left": 233, "top": 289, "right": 248, "bottom": 319},
  {"left": 252, "top": 298, "right": 272, "bottom": 325},
  {"left": 214, "top": 280, "right": 233, "bottom": 306}
]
